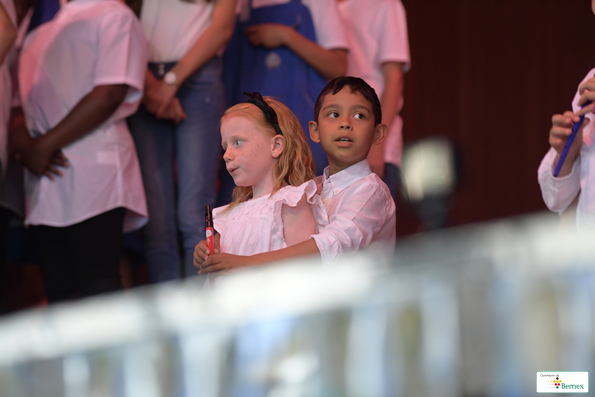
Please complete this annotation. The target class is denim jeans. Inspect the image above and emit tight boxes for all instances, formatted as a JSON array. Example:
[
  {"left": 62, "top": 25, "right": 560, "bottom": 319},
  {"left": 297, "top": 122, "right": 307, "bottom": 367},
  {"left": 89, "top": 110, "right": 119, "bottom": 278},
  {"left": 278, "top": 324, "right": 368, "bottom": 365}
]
[{"left": 127, "top": 57, "right": 224, "bottom": 282}]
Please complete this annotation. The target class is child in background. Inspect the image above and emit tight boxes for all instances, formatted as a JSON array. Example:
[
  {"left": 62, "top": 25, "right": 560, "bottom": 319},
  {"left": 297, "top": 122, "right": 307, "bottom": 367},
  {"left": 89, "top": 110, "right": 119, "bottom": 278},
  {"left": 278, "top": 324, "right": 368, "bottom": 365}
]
[
  {"left": 199, "top": 93, "right": 327, "bottom": 269},
  {"left": 222, "top": 0, "right": 348, "bottom": 177},
  {"left": 337, "top": 0, "right": 410, "bottom": 200},
  {"left": 14, "top": 0, "right": 148, "bottom": 302},
  {"left": 127, "top": 0, "right": 236, "bottom": 283},
  {"left": 195, "top": 77, "right": 396, "bottom": 272},
  {"left": 537, "top": 0, "right": 595, "bottom": 230}
]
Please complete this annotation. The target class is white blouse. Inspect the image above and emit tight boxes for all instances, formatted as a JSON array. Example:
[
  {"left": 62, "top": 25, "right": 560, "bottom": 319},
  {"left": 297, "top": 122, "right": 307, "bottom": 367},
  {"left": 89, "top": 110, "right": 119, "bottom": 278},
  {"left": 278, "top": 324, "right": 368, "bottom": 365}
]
[{"left": 214, "top": 180, "right": 328, "bottom": 256}]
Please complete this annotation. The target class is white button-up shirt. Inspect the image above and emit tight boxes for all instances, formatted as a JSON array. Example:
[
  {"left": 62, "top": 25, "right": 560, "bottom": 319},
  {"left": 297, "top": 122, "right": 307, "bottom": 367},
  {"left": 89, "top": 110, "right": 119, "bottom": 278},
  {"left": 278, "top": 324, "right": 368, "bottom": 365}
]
[
  {"left": 311, "top": 159, "right": 396, "bottom": 263},
  {"left": 19, "top": 0, "right": 148, "bottom": 231}
]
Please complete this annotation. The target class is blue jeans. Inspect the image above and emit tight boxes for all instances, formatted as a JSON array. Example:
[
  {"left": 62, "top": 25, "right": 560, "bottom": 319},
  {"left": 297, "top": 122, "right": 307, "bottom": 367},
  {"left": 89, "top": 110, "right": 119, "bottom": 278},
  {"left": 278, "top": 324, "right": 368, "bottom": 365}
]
[{"left": 127, "top": 58, "right": 224, "bottom": 282}]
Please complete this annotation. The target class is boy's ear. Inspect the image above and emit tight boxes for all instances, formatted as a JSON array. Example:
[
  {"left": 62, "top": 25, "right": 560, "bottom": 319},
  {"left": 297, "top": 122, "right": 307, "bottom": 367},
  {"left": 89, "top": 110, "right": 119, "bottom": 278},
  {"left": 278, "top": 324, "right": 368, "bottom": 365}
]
[
  {"left": 271, "top": 135, "right": 284, "bottom": 159},
  {"left": 373, "top": 124, "right": 388, "bottom": 145},
  {"left": 309, "top": 121, "right": 321, "bottom": 143}
]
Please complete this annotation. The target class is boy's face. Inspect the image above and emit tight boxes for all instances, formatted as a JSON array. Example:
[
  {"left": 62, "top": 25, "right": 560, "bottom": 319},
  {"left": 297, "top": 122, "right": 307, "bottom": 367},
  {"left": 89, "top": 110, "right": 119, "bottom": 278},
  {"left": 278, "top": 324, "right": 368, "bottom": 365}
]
[{"left": 309, "top": 87, "right": 386, "bottom": 175}]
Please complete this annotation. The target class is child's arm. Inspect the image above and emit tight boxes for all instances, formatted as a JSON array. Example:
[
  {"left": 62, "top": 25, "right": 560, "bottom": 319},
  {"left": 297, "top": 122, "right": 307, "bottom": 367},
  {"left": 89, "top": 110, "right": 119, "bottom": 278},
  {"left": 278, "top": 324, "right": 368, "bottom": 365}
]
[
  {"left": 197, "top": 239, "right": 321, "bottom": 274},
  {"left": 282, "top": 194, "right": 317, "bottom": 246},
  {"left": 14, "top": 84, "right": 128, "bottom": 177},
  {"left": 143, "top": 70, "right": 186, "bottom": 123},
  {"left": 548, "top": 110, "right": 586, "bottom": 177},
  {"left": 0, "top": 1, "right": 16, "bottom": 65},
  {"left": 538, "top": 76, "right": 595, "bottom": 212},
  {"left": 367, "top": 62, "right": 405, "bottom": 177},
  {"left": 244, "top": 24, "right": 346, "bottom": 80},
  {"left": 196, "top": 195, "right": 320, "bottom": 273},
  {"left": 196, "top": 181, "right": 394, "bottom": 271},
  {"left": 537, "top": 111, "right": 587, "bottom": 213},
  {"left": 143, "top": 0, "right": 236, "bottom": 118}
]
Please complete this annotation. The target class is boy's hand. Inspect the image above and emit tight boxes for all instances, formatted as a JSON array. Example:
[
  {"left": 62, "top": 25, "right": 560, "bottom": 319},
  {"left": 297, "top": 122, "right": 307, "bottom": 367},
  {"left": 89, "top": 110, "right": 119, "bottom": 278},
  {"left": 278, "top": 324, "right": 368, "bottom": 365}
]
[
  {"left": 198, "top": 253, "right": 256, "bottom": 274},
  {"left": 549, "top": 110, "right": 587, "bottom": 174},
  {"left": 244, "top": 23, "right": 291, "bottom": 48}
]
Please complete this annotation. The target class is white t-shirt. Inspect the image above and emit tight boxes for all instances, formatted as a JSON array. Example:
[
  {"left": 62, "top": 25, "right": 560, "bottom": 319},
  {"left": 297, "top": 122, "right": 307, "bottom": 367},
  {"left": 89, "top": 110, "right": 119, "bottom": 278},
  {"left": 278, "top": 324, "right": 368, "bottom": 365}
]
[
  {"left": 311, "top": 159, "right": 396, "bottom": 263},
  {"left": 237, "top": 0, "right": 348, "bottom": 51},
  {"left": 19, "top": 0, "right": 148, "bottom": 231},
  {"left": 0, "top": 0, "right": 17, "bottom": 176},
  {"left": 338, "top": 0, "right": 410, "bottom": 166},
  {"left": 140, "top": 0, "right": 215, "bottom": 63},
  {"left": 538, "top": 68, "right": 595, "bottom": 230},
  {"left": 214, "top": 180, "right": 328, "bottom": 256}
]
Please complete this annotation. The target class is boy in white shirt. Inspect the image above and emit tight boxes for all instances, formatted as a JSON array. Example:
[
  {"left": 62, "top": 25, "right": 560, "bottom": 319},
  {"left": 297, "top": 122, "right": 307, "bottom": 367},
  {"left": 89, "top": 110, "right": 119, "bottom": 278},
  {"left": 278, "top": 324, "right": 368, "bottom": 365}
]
[{"left": 194, "top": 76, "right": 396, "bottom": 271}]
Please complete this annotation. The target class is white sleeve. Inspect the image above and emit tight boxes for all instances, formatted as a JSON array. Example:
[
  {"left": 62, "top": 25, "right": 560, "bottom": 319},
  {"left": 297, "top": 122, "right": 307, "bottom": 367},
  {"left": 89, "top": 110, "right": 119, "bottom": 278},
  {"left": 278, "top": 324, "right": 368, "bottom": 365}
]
[
  {"left": 213, "top": 205, "right": 230, "bottom": 236},
  {"left": 377, "top": 0, "right": 411, "bottom": 72},
  {"left": 537, "top": 147, "right": 581, "bottom": 213},
  {"left": 95, "top": 6, "right": 147, "bottom": 104},
  {"left": 311, "top": 179, "right": 394, "bottom": 263},
  {"left": 303, "top": 0, "right": 348, "bottom": 50}
]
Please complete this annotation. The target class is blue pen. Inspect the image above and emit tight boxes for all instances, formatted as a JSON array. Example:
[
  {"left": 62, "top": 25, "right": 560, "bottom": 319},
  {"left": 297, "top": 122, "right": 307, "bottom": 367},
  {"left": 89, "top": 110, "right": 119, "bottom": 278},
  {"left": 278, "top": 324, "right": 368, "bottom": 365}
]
[{"left": 553, "top": 100, "right": 592, "bottom": 177}]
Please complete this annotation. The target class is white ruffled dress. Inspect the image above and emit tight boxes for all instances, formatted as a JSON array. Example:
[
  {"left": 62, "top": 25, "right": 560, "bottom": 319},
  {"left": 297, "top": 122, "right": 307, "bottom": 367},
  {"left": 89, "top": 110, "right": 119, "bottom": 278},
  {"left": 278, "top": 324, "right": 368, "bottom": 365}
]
[{"left": 214, "top": 180, "right": 328, "bottom": 256}]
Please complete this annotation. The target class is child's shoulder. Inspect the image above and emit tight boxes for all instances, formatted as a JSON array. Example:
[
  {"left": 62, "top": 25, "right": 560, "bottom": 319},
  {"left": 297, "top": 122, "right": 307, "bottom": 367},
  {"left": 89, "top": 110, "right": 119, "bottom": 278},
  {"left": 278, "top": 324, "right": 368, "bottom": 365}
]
[{"left": 274, "top": 180, "right": 318, "bottom": 204}]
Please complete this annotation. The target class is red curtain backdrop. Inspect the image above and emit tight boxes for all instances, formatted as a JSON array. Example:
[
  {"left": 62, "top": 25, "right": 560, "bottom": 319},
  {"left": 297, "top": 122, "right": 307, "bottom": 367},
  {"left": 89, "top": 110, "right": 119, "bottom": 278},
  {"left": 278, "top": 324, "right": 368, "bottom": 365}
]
[{"left": 397, "top": 0, "right": 595, "bottom": 234}]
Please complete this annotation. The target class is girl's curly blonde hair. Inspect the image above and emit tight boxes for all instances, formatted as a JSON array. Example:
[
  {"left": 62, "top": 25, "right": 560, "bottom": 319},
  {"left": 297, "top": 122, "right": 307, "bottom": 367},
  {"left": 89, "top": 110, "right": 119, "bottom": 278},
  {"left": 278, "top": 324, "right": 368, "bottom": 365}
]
[{"left": 222, "top": 96, "right": 316, "bottom": 212}]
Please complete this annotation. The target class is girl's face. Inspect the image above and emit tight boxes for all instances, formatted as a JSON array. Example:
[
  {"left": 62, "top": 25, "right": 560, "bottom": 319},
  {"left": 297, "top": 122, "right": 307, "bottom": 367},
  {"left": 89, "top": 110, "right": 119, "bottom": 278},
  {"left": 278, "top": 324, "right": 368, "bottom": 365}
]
[{"left": 221, "top": 115, "right": 282, "bottom": 198}]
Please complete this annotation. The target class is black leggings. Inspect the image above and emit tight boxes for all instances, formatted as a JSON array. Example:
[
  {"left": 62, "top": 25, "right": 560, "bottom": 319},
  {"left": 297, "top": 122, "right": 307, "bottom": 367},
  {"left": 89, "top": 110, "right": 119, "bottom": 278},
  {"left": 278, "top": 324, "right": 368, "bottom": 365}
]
[{"left": 33, "top": 207, "right": 126, "bottom": 303}]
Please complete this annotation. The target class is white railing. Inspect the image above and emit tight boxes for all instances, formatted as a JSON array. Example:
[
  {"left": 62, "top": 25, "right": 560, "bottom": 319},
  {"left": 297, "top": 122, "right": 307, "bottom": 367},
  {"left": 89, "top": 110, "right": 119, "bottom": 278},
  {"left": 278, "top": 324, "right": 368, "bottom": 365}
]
[{"left": 1, "top": 212, "right": 594, "bottom": 397}]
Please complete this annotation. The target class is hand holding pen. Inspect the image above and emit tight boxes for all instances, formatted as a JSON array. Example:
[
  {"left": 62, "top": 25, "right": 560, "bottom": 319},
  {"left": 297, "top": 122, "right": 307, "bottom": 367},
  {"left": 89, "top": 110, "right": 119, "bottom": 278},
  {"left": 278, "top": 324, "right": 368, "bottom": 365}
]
[
  {"left": 551, "top": 78, "right": 595, "bottom": 177},
  {"left": 551, "top": 106, "right": 590, "bottom": 177}
]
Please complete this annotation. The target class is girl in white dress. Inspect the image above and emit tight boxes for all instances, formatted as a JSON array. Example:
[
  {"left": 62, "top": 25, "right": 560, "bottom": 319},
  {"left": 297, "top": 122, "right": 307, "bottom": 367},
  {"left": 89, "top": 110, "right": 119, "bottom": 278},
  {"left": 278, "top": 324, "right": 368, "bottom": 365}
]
[{"left": 198, "top": 93, "right": 327, "bottom": 274}]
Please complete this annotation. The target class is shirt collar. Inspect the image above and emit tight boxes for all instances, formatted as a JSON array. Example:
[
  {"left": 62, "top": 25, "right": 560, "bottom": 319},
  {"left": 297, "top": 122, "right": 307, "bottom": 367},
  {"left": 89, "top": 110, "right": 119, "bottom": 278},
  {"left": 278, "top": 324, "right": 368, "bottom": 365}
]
[{"left": 322, "top": 159, "right": 372, "bottom": 195}]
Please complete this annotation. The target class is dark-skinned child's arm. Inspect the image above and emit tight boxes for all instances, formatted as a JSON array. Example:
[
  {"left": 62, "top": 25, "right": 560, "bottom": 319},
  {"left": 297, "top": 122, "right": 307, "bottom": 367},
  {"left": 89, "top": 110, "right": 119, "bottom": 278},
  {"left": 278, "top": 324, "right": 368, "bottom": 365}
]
[{"left": 14, "top": 84, "right": 128, "bottom": 177}]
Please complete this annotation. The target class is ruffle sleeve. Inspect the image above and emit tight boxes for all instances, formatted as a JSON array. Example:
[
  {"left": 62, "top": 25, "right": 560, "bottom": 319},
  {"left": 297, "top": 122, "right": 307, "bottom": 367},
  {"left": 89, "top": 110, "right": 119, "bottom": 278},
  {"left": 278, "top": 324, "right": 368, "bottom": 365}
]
[
  {"left": 213, "top": 204, "right": 230, "bottom": 236},
  {"left": 271, "top": 180, "right": 329, "bottom": 241}
]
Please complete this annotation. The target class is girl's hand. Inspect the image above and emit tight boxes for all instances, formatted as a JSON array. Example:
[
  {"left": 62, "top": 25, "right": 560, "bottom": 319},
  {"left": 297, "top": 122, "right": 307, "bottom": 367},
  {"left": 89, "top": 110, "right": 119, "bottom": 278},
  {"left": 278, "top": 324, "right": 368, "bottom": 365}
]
[
  {"left": 198, "top": 253, "right": 256, "bottom": 274},
  {"left": 193, "top": 233, "right": 221, "bottom": 269},
  {"left": 143, "top": 79, "right": 178, "bottom": 117},
  {"left": 193, "top": 239, "right": 217, "bottom": 268},
  {"left": 156, "top": 98, "right": 187, "bottom": 124},
  {"left": 244, "top": 23, "right": 291, "bottom": 48}
]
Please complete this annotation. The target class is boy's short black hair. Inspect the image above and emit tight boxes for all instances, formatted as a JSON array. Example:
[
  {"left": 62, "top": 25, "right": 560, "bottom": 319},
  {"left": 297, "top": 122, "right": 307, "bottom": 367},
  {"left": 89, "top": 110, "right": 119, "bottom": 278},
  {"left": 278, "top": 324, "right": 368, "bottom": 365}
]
[{"left": 314, "top": 76, "right": 382, "bottom": 125}]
